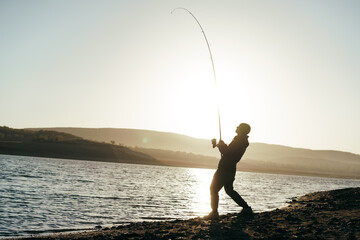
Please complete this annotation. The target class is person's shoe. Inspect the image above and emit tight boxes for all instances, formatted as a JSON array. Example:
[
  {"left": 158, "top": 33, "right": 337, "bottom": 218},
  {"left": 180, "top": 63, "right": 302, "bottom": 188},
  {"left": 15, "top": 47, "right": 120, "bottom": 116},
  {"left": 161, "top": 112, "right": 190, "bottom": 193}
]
[
  {"left": 203, "top": 211, "right": 219, "bottom": 220},
  {"left": 240, "top": 207, "right": 253, "bottom": 215}
]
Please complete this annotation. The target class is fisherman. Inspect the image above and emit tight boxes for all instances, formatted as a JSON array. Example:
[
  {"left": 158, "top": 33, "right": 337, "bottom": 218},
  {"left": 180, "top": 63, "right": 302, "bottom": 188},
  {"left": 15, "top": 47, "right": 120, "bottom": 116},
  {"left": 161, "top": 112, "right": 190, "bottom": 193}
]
[{"left": 204, "top": 123, "right": 252, "bottom": 220}]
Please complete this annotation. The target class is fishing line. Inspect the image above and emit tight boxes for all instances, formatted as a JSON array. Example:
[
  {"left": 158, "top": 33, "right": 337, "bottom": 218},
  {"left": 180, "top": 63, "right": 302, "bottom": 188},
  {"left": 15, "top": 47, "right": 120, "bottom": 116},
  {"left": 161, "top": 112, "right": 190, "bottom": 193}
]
[{"left": 171, "top": 7, "right": 222, "bottom": 140}]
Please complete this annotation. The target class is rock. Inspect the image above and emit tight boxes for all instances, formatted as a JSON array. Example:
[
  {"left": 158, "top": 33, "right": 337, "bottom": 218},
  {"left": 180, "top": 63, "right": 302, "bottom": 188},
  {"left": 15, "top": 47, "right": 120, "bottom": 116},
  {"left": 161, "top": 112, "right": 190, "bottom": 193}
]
[{"left": 285, "top": 214, "right": 300, "bottom": 222}]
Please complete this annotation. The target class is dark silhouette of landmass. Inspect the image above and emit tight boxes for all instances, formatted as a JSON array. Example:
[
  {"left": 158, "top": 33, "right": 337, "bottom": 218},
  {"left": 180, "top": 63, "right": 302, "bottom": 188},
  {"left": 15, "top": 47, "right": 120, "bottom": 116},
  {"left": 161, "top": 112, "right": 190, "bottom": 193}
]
[
  {"left": 132, "top": 147, "right": 219, "bottom": 169},
  {"left": 0, "top": 126, "right": 160, "bottom": 165},
  {"left": 29, "top": 127, "right": 360, "bottom": 179},
  {"left": 28, "top": 127, "right": 215, "bottom": 155}
]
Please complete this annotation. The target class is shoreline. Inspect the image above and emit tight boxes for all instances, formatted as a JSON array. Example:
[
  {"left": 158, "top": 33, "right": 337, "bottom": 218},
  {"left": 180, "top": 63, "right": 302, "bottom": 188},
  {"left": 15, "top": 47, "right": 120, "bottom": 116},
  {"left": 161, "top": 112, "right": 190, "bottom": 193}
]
[
  {"left": 8, "top": 187, "right": 360, "bottom": 240},
  {"left": 2, "top": 153, "right": 359, "bottom": 180}
]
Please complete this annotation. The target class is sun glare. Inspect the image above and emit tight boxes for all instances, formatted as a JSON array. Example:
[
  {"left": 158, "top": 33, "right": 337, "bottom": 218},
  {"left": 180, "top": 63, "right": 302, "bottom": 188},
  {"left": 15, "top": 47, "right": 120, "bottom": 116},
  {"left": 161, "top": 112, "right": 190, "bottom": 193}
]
[
  {"left": 172, "top": 74, "right": 219, "bottom": 139},
  {"left": 188, "top": 168, "right": 215, "bottom": 216},
  {"left": 170, "top": 59, "right": 258, "bottom": 142}
]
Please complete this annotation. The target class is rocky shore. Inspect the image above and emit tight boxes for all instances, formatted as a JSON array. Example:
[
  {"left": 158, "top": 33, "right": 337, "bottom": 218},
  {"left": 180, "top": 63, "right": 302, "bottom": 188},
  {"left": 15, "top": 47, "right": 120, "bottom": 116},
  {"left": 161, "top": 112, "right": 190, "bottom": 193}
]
[{"left": 13, "top": 187, "right": 360, "bottom": 240}]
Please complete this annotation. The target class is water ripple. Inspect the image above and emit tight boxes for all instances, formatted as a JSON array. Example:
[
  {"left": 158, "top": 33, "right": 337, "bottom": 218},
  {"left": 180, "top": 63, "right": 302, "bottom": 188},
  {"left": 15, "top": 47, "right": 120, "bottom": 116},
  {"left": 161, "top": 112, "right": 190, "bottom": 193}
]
[{"left": 0, "top": 154, "right": 359, "bottom": 238}]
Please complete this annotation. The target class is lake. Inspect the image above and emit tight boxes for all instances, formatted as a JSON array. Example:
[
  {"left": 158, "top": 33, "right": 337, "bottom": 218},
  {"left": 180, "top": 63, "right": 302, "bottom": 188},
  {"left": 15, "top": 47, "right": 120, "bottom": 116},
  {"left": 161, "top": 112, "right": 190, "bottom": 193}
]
[{"left": 0, "top": 154, "right": 359, "bottom": 237}]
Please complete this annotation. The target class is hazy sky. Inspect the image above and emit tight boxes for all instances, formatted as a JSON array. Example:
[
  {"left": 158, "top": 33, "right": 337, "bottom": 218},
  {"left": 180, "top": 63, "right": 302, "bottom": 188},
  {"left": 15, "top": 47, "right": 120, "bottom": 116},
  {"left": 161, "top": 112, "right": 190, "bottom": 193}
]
[{"left": 1, "top": 0, "right": 359, "bottom": 154}]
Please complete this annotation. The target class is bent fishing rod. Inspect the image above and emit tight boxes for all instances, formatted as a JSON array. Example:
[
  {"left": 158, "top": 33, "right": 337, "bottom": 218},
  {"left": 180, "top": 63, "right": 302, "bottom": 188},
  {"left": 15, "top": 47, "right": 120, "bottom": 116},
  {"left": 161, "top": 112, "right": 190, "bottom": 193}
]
[{"left": 171, "top": 7, "right": 222, "bottom": 141}]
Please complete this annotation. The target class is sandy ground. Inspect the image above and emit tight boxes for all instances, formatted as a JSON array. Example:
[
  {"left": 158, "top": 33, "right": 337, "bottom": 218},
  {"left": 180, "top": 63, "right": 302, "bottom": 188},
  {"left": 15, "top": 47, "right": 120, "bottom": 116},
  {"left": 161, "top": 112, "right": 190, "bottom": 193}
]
[{"left": 11, "top": 187, "right": 360, "bottom": 240}]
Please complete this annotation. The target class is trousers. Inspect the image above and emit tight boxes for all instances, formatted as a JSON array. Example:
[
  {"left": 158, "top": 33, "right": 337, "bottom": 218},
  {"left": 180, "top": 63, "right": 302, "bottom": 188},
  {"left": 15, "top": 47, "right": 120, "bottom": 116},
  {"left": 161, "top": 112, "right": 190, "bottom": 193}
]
[{"left": 210, "top": 170, "right": 249, "bottom": 211}]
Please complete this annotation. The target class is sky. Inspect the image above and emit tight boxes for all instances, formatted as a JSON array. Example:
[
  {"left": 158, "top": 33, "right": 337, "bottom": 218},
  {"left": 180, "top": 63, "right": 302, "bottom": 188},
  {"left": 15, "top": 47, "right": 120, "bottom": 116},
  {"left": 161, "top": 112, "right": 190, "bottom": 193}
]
[{"left": 0, "top": 0, "right": 359, "bottom": 154}]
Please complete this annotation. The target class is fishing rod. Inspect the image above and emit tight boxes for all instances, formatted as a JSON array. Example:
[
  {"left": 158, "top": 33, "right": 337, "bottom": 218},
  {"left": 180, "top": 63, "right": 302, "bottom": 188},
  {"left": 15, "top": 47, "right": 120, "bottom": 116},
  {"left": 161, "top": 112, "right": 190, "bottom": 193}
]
[{"left": 171, "top": 7, "right": 222, "bottom": 141}]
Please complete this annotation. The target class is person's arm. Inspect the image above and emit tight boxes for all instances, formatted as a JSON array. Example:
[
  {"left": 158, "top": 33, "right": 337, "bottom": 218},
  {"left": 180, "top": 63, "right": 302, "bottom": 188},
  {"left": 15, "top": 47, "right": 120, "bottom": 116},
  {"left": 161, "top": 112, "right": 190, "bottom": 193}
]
[
  {"left": 218, "top": 137, "right": 248, "bottom": 158},
  {"left": 217, "top": 140, "right": 229, "bottom": 155}
]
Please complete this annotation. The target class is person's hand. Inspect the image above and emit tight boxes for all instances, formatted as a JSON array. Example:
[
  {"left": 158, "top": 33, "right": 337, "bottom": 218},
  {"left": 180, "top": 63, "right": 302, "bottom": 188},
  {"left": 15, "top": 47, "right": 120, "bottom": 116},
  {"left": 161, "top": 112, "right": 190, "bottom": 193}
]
[
  {"left": 217, "top": 140, "right": 225, "bottom": 147},
  {"left": 211, "top": 139, "right": 217, "bottom": 148}
]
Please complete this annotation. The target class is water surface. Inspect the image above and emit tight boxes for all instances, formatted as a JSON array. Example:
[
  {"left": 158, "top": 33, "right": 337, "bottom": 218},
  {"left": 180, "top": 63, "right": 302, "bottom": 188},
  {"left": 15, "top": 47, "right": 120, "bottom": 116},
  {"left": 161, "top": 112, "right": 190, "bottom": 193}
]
[{"left": 0, "top": 154, "right": 359, "bottom": 237}]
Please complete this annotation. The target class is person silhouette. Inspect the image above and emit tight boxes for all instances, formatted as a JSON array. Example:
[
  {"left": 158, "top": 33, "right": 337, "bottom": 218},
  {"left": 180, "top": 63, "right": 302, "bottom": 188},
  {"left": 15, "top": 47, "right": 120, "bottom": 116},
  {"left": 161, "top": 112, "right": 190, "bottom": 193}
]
[{"left": 204, "top": 123, "right": 252, "bottom": 220}]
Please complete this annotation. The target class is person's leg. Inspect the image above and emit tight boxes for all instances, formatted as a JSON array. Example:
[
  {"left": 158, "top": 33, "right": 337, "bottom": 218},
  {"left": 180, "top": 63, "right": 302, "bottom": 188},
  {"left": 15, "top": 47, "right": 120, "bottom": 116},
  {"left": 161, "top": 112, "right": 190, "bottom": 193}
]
[
  {"left": 224, "top": 180, "right": 250, "bottom": 208},
  {"left": 210, "top": 171, "right": 224, "bottom": 213}
]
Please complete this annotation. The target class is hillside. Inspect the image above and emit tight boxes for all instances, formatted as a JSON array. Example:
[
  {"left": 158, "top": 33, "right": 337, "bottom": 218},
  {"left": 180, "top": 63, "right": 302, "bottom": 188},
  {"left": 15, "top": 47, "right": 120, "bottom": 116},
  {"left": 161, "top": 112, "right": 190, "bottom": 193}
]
[
  {"left": 132, "top": 147, "right": 219, "bottom": 169},
  {"left": 29, "top": 127, "right": 217, "bottom": 156},
  {"left": 0, "top": 127, "right": 160, "bottom": 165},
  {"left": 32, "top": 127, "right": 360, "bottom": 178}
]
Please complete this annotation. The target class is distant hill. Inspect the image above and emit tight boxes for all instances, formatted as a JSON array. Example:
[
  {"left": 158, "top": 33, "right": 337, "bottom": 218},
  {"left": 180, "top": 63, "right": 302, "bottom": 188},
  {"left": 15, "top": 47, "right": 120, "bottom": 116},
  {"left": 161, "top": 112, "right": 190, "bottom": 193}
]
[
  {"left": 0, "top": 126, "right": 160, "bottom": 165},
  {"left": 132, "top": 147, "right": 219, "bottom": 169},
  {"left": 30, "top": 127, "right": 360, "bottom": 179},
  {"left": 28, "top": 127, "right": 218, "bottom": 156}
]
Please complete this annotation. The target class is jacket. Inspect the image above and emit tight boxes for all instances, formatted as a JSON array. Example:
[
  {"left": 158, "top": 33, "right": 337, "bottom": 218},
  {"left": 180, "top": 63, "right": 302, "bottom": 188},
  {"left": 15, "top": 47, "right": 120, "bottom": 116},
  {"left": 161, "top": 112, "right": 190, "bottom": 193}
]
[{"left": 217, "top": 134, "right": 249, "bottom": 175}]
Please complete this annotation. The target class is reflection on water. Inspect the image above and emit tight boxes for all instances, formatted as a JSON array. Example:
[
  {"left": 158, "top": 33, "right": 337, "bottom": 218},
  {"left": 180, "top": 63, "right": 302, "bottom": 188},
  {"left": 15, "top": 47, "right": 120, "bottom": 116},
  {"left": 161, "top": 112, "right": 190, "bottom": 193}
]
[
  {"left": 0, "top": 154, "right": 359, "bottom": 237},
  {"left": 188, "top": 168, "right": 214, "bottom": 215}
]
